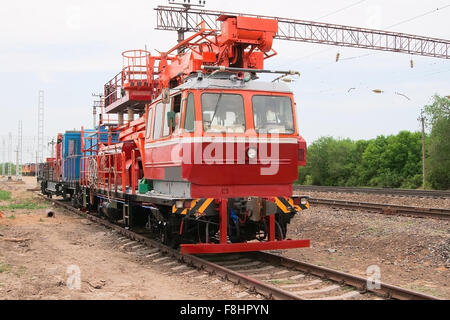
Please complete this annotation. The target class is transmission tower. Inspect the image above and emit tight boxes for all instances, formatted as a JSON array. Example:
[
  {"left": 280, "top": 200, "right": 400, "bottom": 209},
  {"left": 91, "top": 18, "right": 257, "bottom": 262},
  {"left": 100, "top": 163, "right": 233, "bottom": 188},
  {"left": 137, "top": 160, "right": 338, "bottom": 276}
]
[
  {"left": 7, "top": 132, "right": 12, "bottom": 180},
  {"left": 37, "top": 90, "right": 45, "bottom": 176},
  {"left": 16, "top": 121, "right": 23, "bottom": 180},
  {"left": 1, "top": 138, "right": 5, "bottom": 177}
]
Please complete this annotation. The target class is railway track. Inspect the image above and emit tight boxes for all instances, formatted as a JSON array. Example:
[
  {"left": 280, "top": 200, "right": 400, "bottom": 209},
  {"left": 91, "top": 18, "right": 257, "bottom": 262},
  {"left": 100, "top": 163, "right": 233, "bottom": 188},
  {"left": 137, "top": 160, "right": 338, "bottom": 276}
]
[
  {"left": 294, "top": 185, "right": 450, "bottom": 199},
  {"left": 309, "top": 198, "right": 450, "bottom": 220},
  {"left": 38, "top": 194, "right": 440, "bottom": 301}
]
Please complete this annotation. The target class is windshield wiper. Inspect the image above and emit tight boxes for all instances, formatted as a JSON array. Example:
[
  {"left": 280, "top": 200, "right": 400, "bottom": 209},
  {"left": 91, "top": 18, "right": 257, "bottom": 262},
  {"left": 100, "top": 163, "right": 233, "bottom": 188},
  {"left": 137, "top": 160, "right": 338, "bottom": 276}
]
[{"left": 210, "top": 92, "right": 223, "bottom": 126}]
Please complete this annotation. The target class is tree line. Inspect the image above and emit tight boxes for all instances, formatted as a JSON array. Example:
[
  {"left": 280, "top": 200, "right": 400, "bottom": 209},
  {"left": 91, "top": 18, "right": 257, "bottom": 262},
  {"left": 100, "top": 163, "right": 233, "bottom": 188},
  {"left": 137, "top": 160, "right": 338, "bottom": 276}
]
[{"left": 298, "top": 95, "right": 450, "bottom": 190}]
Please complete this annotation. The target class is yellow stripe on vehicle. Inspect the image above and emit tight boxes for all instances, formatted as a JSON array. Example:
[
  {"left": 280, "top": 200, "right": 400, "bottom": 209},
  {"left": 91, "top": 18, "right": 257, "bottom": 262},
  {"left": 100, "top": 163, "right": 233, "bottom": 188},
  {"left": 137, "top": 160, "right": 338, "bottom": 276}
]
[
  {"left": 275, "top": 197, "right": 290, "bottom": 214},
  {"left": 198, "top": 198, "right": 214, "bottom": 214}
]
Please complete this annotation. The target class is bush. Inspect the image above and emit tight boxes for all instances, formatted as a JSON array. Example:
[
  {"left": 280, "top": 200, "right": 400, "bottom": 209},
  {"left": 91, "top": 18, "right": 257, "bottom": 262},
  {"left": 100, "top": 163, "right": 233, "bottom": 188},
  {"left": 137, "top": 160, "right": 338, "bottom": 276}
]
[{"left": 0, "top": 190, "right": 11, "bottom": 201}]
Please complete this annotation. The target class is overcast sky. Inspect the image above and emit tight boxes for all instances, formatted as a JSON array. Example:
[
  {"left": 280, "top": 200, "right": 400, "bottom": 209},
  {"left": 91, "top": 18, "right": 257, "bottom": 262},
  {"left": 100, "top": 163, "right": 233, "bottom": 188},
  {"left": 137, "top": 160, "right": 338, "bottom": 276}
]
[{"left": 0, "top": 0, "right": 449, "bottom": 162}]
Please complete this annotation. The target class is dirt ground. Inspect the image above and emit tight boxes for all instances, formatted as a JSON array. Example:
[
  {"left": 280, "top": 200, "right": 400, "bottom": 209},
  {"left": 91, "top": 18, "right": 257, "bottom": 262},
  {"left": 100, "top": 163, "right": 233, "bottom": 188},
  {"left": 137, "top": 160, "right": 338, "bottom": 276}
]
[
  {"left": 284, "top": 203, "right": 449, "bottom": 298},
  {"left": 0, "top": 177, "right": 254, "bottom": 300}
]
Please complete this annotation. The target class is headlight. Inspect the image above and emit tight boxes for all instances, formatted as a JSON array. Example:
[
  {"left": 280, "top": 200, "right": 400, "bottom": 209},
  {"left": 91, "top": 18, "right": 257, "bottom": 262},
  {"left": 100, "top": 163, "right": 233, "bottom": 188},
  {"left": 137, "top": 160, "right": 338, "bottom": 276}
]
[
  {"left": 301, "top": 198, "right": 308, "bottom": 205},
  {"left": 175, "top": 201, "right": 184, "bottom": 209},
  {"left": 247, "top": 148, "right": 257, "bottom": 160}
]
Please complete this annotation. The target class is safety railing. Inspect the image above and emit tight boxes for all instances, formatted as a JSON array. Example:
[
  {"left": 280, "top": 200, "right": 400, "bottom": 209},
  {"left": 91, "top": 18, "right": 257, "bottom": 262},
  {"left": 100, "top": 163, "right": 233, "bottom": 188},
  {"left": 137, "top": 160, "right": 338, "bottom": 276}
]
[
  {"left": 122, "top": 49, "right": 151, "bottom": 88},
  {"left": 104, "top": 49, "right": 156, "bottom": 108},
  {"left": 104, "top": 72, "right": 123, "bottom": 108}
]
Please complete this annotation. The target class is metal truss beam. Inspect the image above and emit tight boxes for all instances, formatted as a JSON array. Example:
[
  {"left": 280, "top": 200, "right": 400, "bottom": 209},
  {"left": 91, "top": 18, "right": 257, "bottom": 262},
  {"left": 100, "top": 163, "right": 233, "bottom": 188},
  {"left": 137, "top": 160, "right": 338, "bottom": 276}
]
[{"left": 155, "top": 6, "right": 450, "bottom": 59}]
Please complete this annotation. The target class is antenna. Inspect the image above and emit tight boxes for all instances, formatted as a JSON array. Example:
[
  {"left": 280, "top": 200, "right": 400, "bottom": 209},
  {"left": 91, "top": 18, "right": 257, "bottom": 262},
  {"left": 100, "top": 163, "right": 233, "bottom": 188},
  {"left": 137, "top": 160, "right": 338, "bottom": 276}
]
[
  {"left": 168, "top": 0, "right": 206, "bottom": 8},
  {"left": 167, "top": 0, "right": 207, "bottom": 52}
]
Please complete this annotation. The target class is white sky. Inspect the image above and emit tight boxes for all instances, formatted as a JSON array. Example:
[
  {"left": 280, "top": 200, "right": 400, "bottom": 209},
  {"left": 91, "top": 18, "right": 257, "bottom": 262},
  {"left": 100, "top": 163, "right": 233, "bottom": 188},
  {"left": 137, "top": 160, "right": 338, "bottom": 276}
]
[{"left": 0, "top": 0, "right": 449, "bottom": 162}]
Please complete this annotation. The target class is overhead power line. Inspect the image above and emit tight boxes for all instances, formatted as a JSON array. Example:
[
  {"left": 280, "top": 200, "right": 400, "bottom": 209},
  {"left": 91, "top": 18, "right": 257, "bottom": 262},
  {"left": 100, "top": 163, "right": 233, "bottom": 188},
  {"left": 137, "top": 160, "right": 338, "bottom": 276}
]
[
  {"left": 317, "top": 0, "right": 366, "bottom": 20},
  {"left": 335, "top": 4, "right": 450, "bottom": 62},
  {"left": 387, "top": 4, "right": 450, "bottom": 29}
]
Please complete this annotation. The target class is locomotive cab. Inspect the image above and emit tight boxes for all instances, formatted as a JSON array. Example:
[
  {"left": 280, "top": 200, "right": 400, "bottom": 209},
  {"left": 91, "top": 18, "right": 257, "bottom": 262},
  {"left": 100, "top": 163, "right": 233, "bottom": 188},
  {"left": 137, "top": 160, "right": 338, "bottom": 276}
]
[{"left": 143, "top": 76, "right": 307, "bottom": 200}]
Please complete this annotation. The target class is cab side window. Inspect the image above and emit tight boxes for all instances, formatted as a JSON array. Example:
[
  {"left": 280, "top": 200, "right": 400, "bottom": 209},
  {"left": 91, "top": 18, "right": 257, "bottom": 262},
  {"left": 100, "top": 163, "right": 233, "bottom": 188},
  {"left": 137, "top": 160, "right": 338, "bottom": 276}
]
[
  {"left": 68, "top": 139, "right": 77, "bottom": 156},
  {"left": 184, "top": 93, "right": 195, "bottom": 133},
  {"left": 162, "top": 96, "right": 173, "bottom": 137},
  {"left": 145, "top": 108, "right": 153, "bottom": 139},
  {"left": 153, "top": 103, "right": 164, "bottom": 140},
  {"left": 172, "top": 94, "right": 182, "bottom": 135}
]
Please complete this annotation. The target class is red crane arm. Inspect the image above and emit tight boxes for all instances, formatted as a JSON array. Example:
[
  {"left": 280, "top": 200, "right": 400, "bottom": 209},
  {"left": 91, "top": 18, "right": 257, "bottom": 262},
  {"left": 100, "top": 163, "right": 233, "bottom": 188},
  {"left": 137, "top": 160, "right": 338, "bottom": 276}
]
[
  {"left": 104, "top": 14, "right": 280, "bottom": 113},
  {"left": 155, "top": 5, "right": 450, "bottom": 60}
]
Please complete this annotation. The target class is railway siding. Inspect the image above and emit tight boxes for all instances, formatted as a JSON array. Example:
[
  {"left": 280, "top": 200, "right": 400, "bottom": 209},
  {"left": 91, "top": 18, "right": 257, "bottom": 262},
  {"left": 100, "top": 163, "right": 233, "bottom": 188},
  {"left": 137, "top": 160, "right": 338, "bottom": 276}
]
[
  {"left": 309, "top": 199, "right": 450, "bottom": 220},
  {"left": 294, "top": 186, "right": 450, "bottom": 199},
  {"left": 294, "top": 188, "right": 450, "bottom": 210}
]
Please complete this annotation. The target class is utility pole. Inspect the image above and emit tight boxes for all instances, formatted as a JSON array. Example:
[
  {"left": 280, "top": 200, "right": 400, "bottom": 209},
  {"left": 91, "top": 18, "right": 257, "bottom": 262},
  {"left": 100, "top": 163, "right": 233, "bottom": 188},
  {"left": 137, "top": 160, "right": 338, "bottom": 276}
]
[
  {"left": 92, "top": 93, "right": 103, "bottom": 128},
  {"left": 37, "top": 90, "right": 45, "bottom": 177},
  {"left": 16, "top": 121, "right": 23, "bottom": 181},
  {"left": 35, "top": 151, "right": 38, "bottom": 179},
  {"left": 1, "top": 138, "right": 5, "bottom": 177},
  {"left": 7, "top": 132, "right": 12, "bottom": 180},
  {"left": 419, "top": 111, "right": 426, "bottom": 188},
  {"left": 48, "top": 138, "right": 56, "bottom": 158},
  {"left": 14, "top": 148, "right": 19, "bottom": 180}
]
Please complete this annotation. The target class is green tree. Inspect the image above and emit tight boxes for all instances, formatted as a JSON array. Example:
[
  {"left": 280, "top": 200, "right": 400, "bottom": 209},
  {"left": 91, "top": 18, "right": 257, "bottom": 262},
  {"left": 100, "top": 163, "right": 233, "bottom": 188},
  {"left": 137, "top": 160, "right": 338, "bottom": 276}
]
[
  {"left": 424, "top": 95, "right": 450, "bottom": 190},
  {"left": 297, "top": 132, "right": 423, "bottom": 189}
]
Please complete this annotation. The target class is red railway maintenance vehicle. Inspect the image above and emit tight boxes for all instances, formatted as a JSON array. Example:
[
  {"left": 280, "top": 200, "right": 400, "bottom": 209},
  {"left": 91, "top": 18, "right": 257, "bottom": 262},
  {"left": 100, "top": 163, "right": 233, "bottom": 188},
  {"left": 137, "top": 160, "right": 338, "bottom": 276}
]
[
  {"left": 40, "top": 14, "right": 310, "bottom": 254},
  {"left": 22, "top": 163, "right": 37, "bottom": 176}
]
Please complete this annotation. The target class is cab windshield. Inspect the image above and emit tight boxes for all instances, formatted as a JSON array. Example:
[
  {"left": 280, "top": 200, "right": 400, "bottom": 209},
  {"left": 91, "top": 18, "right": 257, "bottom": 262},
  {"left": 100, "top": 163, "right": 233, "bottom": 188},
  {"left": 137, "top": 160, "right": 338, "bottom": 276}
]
[
  {"left": 252, "top": 95, "right": 295, "bottom": 134},
  {"left": 201, "top": 93, "right": 245, "bottom": 133}
]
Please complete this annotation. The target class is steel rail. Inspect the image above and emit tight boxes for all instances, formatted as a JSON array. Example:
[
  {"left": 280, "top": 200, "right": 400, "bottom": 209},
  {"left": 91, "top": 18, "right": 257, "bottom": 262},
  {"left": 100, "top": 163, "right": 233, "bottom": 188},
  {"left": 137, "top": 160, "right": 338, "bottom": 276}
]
[
  {"left": 294, "top": 185, "right": 450, "bottom": 199},
  {"left": 309, "top": 198, "right": 450, "bottom": 220},
  {"left": 253, "top": 252, "right": 439, "bottom": 300},
  {"left": 38, "top": 194, "right": 440, "bottom": 300}
]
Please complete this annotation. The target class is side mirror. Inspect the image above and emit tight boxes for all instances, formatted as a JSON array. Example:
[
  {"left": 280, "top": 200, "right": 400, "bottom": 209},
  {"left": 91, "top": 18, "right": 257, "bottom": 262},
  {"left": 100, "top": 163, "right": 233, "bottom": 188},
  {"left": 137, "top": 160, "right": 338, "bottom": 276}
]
[{"left": 162, "top": 88, "right": 170, "bottom": 104}]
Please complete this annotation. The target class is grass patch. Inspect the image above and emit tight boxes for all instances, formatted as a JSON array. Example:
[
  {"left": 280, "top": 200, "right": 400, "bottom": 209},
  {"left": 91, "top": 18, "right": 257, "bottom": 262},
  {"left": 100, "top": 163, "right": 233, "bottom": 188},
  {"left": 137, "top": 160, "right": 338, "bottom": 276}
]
[
  {"left": 0, "top": 190, "right": 11, "bottom": 201},
  {"left": 7, "top": 215, "right": 15, "bottom": 220},
  {"left": 408, "top": 285, "right": 441, "bottom": 298},
  {"left": 0, "top": 263, "right": 12, "bottom": 274},
  {"left": 0, "top": 200, "right": 46, "bottom": 211},
  {"left": 342, "top": 285, "right": 355, "bottom": 292}
]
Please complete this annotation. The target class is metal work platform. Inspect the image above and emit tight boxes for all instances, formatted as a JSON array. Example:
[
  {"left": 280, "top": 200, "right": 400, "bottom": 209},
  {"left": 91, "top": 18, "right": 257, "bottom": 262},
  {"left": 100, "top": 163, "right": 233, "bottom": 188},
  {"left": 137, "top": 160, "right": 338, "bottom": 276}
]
[{"left": 105, "top": 91, "right": 150, "bottom": 114}]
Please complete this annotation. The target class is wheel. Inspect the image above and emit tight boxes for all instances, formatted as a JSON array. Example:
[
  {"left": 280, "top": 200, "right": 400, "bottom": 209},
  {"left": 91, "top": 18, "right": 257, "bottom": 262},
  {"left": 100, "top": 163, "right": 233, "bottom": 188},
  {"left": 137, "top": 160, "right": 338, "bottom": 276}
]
[
  {"left": 160, "top": 222, "right": 170, "bottom": 245},
  {"left": 275, "top": 220, "right": 287, "bottom": 240}
]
